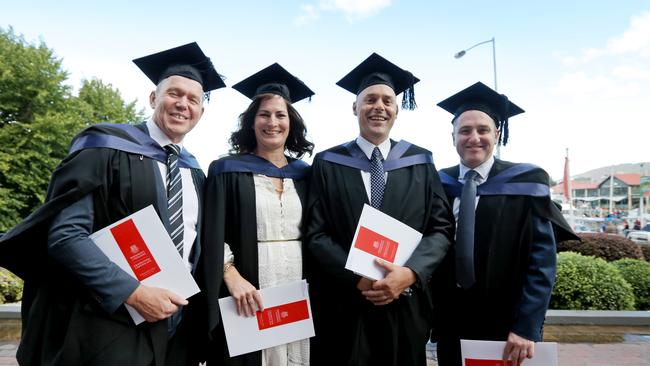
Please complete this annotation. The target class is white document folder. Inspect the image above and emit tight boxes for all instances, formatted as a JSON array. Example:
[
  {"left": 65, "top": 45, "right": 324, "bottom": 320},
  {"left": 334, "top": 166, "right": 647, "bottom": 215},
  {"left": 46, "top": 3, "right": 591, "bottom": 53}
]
[
  {"left": 90, "top": 205, "right": 200, "bottom": 324},
  {"left": 219, "top": 280, "right": 314, "bottom": 357},
  {"left": 345, "top": 204, "right": 423, "bottom": 280},
  {"left": 460, "top": 339, "right": 558, "bottom": 366}
]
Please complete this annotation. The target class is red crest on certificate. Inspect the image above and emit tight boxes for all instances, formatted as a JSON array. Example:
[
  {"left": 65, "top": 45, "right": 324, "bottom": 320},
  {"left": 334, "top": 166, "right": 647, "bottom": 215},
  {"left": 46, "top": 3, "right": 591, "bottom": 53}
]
[
  {"left": 110, "top": 218, "right": 161, "bottom": 281},
  {"left": 354, "top": 226, "right": 399, "bottom": 263}
]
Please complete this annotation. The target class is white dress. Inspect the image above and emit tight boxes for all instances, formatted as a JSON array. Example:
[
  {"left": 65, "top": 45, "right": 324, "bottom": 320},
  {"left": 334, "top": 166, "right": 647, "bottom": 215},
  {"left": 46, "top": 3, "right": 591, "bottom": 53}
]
[{"left": 224, "top": 175, "right": 309, "bottom": 366}]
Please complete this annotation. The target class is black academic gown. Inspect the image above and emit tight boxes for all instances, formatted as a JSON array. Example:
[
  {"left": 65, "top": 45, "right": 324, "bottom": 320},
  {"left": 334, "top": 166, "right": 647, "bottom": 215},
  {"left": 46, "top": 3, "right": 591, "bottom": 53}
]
[
  {"left": 0, "top": 123, "right": 205, "bottom": 366},
  {"left": 304, "top": 140, "right": 454, "bottom": 366},
  {"left": 433, "top": 159, "right": 577, "bottom": 366},
  {"left": 197, "top": 154, "right": 309, "bottom": 366}
]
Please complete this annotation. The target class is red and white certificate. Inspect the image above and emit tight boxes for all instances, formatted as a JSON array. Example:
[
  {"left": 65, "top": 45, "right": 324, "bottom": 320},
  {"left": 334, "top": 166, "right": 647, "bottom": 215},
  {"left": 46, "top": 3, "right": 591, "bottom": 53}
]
[
  {"left": 345, "top": 204, "right": 422, "bottom": 280},
  {"left": 90, "top": 205, "right": 200, "bottom": 324},
  {"left": 461, "top": 339, "right": 558, "bottom": 366},
  {"left": 219, "top": 280, "right": 314, "bottom": 357}
]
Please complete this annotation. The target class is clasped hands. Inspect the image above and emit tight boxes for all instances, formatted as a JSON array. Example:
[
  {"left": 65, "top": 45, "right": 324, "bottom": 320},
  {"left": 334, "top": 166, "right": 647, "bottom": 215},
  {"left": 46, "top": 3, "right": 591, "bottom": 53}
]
[{"left": 357, "top": 259, "right": 416, "bottom": 306}]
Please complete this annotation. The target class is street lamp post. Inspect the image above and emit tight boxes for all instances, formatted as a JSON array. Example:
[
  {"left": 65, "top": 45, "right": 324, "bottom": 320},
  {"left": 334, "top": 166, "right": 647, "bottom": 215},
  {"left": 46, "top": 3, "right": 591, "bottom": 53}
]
[{"left": 454, "top": 37, "right": 500, "bottom": 157}]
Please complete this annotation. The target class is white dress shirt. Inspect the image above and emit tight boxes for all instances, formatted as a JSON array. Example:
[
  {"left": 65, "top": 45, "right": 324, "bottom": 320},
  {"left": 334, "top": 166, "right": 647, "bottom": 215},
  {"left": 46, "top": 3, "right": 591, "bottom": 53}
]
[
  {"left": 355, "top": 135, "right": 391, "bottom": 203},
  {"left": 452, "top": 156, "right": 495, "bottom": 222},
  {"left": 146, "top": 119, "right": 198, "bottom": 271}
]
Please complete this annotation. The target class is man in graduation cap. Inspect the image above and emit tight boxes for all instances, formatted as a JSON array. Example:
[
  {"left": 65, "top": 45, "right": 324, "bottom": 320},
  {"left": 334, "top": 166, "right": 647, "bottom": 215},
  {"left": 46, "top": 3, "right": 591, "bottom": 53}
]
[
  {"left": 0, "top": 42, "right": 225, "bottom": 365},
  {"left": 432, "top": 82, "right": 577, "bottom": 366},
  {"left": 304, "top": 53, "right": 455, "bottom": 366}
]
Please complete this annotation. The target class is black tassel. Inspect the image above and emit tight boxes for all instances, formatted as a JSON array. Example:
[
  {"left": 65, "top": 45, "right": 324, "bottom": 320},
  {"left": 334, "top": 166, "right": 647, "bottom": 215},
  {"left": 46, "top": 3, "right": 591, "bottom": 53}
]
[
  {"left": 400, "top": 71, "right": 417, "bottom": 110},
  {"left": 401, "top": 87, "right": 416, "bottom": 110},
  {"left": 501, "top": 119, "right": 509, "bottom": 145},
  {"left": 500, "top": 94, "right": 510, "bottom": 145}
]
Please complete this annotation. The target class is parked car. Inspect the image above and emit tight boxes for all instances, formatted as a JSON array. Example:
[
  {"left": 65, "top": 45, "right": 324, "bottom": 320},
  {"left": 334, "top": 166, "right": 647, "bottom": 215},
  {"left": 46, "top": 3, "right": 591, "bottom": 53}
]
[{"left": 626, "top": 230, "right": 650, "bottom": 244}]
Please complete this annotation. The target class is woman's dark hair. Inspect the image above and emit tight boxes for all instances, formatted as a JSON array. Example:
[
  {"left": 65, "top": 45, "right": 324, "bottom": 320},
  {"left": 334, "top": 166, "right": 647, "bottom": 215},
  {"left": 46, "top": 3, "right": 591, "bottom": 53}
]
[{"left": 229, "top": 93, "right": 314, "bottom": 158}]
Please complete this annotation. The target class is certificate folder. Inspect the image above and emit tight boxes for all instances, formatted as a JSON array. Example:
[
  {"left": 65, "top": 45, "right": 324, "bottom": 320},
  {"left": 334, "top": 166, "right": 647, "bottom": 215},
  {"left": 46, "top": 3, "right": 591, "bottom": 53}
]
[
  {"left": 219, "top": 280, "right": 314, "bottom": 357},
  {"left": 90, "top": 205, "right": 200, "bottom": 324},
  {"left": 461, "top": 339, "right": 558, "bottom": 366},
  {"left": 345, "top": 204, "right": 423, "bottom": 280}
]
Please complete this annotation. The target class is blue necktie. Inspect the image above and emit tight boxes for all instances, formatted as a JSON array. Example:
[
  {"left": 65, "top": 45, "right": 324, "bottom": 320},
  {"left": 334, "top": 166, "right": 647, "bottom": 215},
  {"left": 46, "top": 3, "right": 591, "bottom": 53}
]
[
  {"left": 165, "top": 144, "right": 183, "bottom": 257},
  {"left": 456, "top": 169, "right": 478, "bottom": 289},
  {"left": 370, "top": 147, "right": 385, "bottom": 209}
]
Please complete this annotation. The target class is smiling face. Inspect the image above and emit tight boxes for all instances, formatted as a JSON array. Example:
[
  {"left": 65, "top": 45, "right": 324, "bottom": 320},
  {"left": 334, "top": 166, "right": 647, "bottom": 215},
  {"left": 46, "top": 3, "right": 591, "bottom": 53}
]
[
  {"left": 452, "top": 110, "right": 500, "bottom": 168},
  {"left": 150, "top": 75, "right": 205, "bottom": 143},
  {"left": 253, "top": 94, "right": 290, "bottom": 154},
  {"left": 353, "top": 84, "right": 398, "bottom": 145}
]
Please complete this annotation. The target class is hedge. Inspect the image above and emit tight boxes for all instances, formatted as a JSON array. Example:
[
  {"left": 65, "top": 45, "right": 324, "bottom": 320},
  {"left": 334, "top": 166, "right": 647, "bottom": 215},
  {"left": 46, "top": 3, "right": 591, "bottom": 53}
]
[
  {"left": 0, "top": 267, "right": 23, "bottom": 304},
  {"left": 639, "top": 244, "right": 650, "bottom": 261},
  {"left": 551, "top": 252, "right": 635, "bottom": 310},
  {"left": 612, "top": 258, "right": 650, "bottom": 310},
  {"left": 557, "top": 233, "right": 644, "bottom": 261}
]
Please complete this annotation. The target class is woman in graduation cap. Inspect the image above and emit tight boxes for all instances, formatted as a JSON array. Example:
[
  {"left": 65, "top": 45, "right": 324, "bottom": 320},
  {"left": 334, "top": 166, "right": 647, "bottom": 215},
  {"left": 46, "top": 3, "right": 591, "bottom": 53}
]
[{"left": 199, "top": 63, "right": 314, "bottom": 366}]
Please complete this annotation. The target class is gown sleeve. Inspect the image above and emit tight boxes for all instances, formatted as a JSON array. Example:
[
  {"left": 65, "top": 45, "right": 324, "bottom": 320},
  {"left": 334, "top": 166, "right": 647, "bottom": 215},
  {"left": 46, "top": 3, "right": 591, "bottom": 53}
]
[
  {"left": 304, "top": 159, "right": 362, "bottom": 288},
  {"left": 511, "top": 215, "right": 557, "bottom": 341},
  {"left": 47, "top": 193, "right": 139, "bottom": 314}
]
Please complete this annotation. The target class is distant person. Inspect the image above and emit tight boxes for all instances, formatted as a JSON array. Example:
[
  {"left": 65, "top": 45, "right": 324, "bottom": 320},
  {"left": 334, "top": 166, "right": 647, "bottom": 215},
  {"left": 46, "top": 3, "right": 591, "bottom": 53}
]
[
  {"left": 0, "top": 42, "right": 225, "bottom": 365},
  {"left": 305, "top": 53, "right": 454, "bottom": 365},
  {"left": 623, "top": 220, "right": 630, "bottom": 236},
  {"left": 634, "top": 219, "right": 642, "bottom": 230},
  {"left": 433, "top": 82, "right": 577, "bottom": 366},
  {"left": 199, "top": 63, "right": 315, "bottom": 366}
]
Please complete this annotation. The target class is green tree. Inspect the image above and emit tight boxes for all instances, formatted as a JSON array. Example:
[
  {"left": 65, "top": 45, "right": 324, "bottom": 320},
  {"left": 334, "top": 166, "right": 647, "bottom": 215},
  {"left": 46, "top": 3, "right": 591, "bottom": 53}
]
[
  {"left": 0, "top": 27, "right": 70, "bottom": 126},
  {"left": 0, "top": 27, "right": 143, "bottom": 232},
  {"left": 76, "top": 78, "right": 142, "bottom": 123}
]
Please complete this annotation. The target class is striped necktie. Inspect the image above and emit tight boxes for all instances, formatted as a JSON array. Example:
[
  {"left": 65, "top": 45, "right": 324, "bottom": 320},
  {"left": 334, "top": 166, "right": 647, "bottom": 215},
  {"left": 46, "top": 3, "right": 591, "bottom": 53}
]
[
  {"left": 164, "top": 144, "right": 183, "bottom": 257},
  {"left": 456, "top": 169, "right": 478, "bottom": 289},
  {"left": 370, "top": 147, "right": 385, "bottom": 209}
]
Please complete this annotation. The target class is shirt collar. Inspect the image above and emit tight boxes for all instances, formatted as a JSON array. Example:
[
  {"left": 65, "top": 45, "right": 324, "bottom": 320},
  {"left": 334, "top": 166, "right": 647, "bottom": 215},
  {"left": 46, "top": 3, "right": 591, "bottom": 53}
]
[
  {"left": 146, "top": 118, "right": 184, "bottom": 149},
  {"left": 459, "top": 156, "right": 494, "bottom": 183},
  {"left": 356, "top": 135, "right": 391, "bottom": 160}
]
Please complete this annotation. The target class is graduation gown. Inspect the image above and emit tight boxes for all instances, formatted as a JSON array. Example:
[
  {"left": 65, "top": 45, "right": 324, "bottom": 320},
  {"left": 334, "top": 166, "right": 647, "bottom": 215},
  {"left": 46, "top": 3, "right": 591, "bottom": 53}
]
[
  {"left": 304, "top": 140, "right": 454, "bottom": 366},
  {"left": 197, "top": 154, "right": 309, "bottom": 366},
  {"left": 0, "top": 123, "right": 205, "bottom": 366},
  {"left": 433, "top": 159, "right": 577, "bottom": 366}
]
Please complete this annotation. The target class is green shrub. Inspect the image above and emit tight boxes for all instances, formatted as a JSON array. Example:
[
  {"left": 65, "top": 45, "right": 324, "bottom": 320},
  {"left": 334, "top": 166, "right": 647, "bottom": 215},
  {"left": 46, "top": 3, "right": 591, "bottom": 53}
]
[
  {"left": 612, "top": 259, "right": 650, "bottom": 310},
  {"left": 557, "top": 233, "right": 643, "bottom": 261},
  {"left": 551, "top": 252, "right": 635, "bottom": 310},
  {"left": 0, "top": 267, "right": 23, "bottom": 304}
]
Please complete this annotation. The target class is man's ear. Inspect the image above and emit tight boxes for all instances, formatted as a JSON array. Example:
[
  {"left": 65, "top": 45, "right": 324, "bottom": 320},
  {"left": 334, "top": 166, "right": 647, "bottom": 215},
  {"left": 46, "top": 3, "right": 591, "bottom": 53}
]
[
  {"left": 149, "top": 91, "right": 156, "bottom": 108},
  {"left": 352, "top": 101, "right": 358, "bottom": 116}
]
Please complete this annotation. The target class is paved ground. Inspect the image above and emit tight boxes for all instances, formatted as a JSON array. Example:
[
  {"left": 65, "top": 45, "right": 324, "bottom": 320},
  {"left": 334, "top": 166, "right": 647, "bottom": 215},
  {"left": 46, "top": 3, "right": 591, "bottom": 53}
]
[
  {"left": 425, "top": 341, "right": 650, "bottom": 366},
  {"left": 1, "top": 340, "right": 648, "bottom": 365}
]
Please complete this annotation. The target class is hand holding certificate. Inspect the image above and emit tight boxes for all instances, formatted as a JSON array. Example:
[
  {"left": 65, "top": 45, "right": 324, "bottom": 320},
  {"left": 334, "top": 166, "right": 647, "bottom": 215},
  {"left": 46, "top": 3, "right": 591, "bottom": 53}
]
[
  {"left": 219, "top": 280, "right": 314, "bottom": 357},
  {"left": 90, "top": 205, "right": 200, "bottom": 324},
  {"left": 345, "top": 204, "right": 422, "bottom": 280},
  {"left": 461, "top": 339, "right": 558, "bottom": 366}
]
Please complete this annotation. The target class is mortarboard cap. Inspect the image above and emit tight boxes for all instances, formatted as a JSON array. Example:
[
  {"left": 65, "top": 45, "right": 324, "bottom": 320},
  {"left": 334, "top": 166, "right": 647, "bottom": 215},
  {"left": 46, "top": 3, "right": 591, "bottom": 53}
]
[
  {"left": 132, "top": 42, "right": 226, "bottom": 92},
  {"left": 437, "top": 81, "right": 524, "bottom": 145},
  {"left": 232, "top": 63, "right": 314, "bottom": 103},
  {"left": 336, "top": 53, "right": 420, "bottom": 110}
]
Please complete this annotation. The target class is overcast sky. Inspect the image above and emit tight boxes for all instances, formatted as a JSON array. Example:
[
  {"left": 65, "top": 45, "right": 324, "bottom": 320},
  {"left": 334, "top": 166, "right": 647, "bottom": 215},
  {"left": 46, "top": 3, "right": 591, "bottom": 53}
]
[{"left": 3, "top": 0, "right": 649, "bottom": 179}]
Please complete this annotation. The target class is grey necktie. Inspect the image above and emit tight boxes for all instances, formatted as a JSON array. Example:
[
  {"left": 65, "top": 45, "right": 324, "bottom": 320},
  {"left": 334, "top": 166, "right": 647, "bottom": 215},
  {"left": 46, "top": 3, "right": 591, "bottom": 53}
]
[
  {"left": 456, "top": 169, "right": 478, "bottom": 289},
  {"left": 370, "top": 147, "right": 385, "bottom": 209},
  {"left": 164, "top": 144, "right": 183, "bottom": 257}
]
